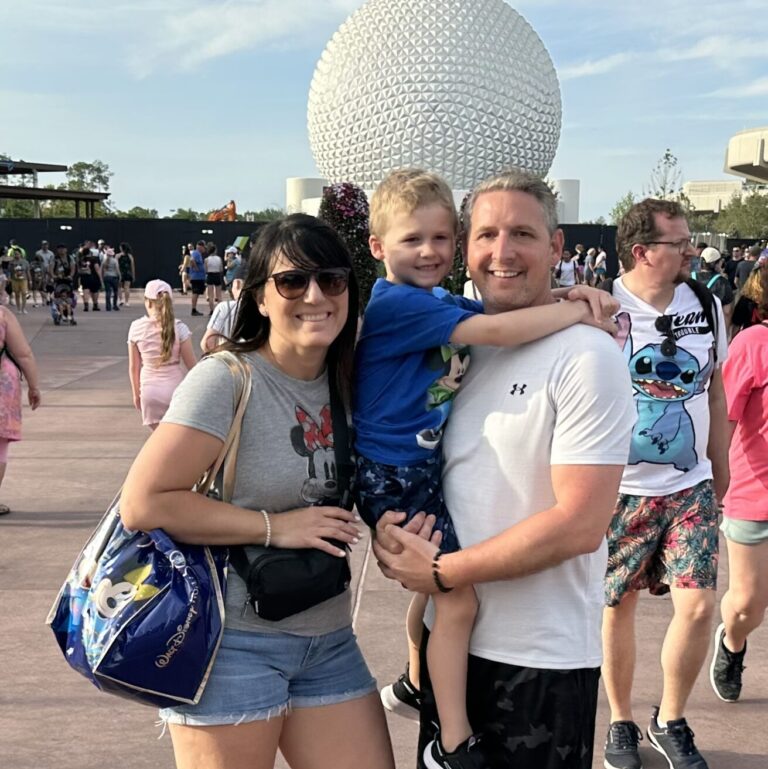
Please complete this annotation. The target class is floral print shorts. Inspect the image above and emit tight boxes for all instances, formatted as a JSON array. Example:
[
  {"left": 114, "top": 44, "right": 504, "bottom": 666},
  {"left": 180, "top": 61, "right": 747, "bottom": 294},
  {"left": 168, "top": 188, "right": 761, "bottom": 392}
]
[{"left": 605, "top": 479, "right": 718, "bottom": 607}]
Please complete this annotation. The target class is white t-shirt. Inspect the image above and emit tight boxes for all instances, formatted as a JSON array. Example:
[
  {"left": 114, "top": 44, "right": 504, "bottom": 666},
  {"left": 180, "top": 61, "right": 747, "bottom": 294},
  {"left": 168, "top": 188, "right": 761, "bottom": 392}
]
[
  {"left": 612, "top": 277, "right": 728, "bottom": 496},
  {"left": 433, "top": 325, "right": 635, "bottom": 669},
  {"left": 36, "top": 249, "right": 54, "bottom": 269},
  {"left": 206, "top": 299, "right": 239, "bottom": 340},
  {"left": 205, "top": 255, "right": 223, "bottom": 274},
  {"left": 557, "top": 260, "right": 578, "bottom": 286}
]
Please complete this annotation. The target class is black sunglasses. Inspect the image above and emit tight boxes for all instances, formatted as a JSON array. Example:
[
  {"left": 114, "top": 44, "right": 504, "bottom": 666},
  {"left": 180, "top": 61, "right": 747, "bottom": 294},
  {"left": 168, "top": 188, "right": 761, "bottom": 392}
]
[
  {"left": 655, "top": 315, "right": 677, "bottom": 357},
  {"left": 267, "top": 268, "right": 350, "bottom": 300}
]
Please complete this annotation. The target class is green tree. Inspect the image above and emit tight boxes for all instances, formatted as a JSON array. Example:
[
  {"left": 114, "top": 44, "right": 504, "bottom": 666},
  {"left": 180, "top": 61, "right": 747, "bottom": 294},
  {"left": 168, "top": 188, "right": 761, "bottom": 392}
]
[
  {"left": 716, "top": 192, "right": 768, "bottom": 238},
  {"left": 166, "top": 208, "right": 205, "bottom": 220},
  {"left": 644, "top": 149, "right": 683, "bottom": 200},
  {"left": 118, "top": 206, "right": 159, "bottom": 219},
  {"left": 609, "top": 191, "right": 637, "bottom": 225},
  {"left": 66, "top": 160, "right": 112, "bottom": 192}
]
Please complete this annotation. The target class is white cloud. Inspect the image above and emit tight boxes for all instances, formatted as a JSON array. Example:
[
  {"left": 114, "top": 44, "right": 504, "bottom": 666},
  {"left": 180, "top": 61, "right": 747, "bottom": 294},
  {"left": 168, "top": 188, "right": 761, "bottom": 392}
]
[
  {"left": 559, "top": 53, "right": 635, "bottom": 81},
  {"left": 129, "top": 0, "right": 361, "bottom": 77},
  {"left": 707, "top": 76, "right": 768, "bottom": 98}
]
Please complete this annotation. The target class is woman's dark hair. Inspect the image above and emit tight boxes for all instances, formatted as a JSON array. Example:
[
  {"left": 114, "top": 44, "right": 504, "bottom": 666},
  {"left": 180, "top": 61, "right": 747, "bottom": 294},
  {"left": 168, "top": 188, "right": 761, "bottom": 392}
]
[
  {"left": 222, "top": 214, "right": 360, "bottom": 403},
  {"left": 119, "top": 242, "right": 132, "bottom": 254}
]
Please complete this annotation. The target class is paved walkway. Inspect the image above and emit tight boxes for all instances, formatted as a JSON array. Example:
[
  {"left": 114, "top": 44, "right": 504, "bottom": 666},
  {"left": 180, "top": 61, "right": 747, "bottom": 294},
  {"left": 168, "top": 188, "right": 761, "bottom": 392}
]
[{"left": 1, "top": 294, "right": 765, "bottom": 768}]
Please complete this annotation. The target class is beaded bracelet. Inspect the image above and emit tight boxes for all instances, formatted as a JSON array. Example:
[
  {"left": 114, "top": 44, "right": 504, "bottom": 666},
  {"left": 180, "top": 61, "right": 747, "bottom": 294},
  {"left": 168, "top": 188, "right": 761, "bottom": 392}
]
[
  {"left": 432, "top": 550, "right": 453, "bottom": 593},
  {"left": 261, "top": 509, "right": 272, "bottom": 548}
]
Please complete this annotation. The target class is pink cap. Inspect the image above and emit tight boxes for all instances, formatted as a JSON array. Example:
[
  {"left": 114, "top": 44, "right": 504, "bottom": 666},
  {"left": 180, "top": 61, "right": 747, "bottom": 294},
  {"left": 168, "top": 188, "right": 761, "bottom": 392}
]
[{"left": 144, "top": 279, "right": 173, "bottom": 300}]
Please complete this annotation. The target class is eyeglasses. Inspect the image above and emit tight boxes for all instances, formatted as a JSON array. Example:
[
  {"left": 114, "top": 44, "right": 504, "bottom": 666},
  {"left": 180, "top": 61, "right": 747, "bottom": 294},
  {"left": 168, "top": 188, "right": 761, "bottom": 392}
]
[
  {"left": 644, "top": 239, "right": 693, "bottom": 256},
  {"left": 267, "top": 268, "right": 350, "bottom": 300},
  {"left": 655, "top": 315, "right": 677, "bottom": 357}
]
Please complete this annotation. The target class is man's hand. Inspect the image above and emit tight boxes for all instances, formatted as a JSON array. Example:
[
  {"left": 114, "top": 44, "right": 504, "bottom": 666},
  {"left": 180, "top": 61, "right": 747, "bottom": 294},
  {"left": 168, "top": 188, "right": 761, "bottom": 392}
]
[{"left": 373, "top": 525, "right": 442, "bottom": 593}]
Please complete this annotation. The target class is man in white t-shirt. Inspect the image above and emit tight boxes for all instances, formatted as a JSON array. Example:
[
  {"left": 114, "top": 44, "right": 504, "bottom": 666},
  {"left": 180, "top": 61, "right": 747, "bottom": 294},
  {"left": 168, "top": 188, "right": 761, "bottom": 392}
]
[
  {"left": 374, "top": 170, "right": 634, "bottom": 769},
  {"left": 601, "top": 199, "right": 730, "bottom": 769},
  {"left": 200, "top": 280, "right": 241, "bottom": 352}
]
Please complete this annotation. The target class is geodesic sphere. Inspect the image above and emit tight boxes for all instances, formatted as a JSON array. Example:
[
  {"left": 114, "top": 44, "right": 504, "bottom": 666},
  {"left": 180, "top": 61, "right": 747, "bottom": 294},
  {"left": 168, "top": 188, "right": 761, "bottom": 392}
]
[{"left": 307, "top": 0, "right": 561, "bottom": 190}]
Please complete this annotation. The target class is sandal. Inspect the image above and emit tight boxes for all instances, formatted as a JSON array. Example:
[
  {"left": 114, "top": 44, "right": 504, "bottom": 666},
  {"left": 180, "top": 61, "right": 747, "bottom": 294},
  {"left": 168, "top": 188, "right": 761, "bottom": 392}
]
[{"left": 0, "top": 504, "right": 10, "bottom": 516}]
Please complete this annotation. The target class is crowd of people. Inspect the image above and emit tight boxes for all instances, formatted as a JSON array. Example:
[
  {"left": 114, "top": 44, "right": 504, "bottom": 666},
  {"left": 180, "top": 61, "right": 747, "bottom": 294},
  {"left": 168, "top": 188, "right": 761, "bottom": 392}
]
[
  {"left": 4, "top": 169, "right": 767, "bottom": 769},
  {"left": 0, "top": 238, "right": 137, "bottom": 323}
]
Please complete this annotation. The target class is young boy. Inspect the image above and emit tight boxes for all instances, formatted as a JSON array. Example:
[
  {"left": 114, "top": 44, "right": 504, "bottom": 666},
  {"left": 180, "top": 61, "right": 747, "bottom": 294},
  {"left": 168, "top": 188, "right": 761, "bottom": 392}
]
[{"left": 353, "top": 169, "right": 616, "bottom": 769}]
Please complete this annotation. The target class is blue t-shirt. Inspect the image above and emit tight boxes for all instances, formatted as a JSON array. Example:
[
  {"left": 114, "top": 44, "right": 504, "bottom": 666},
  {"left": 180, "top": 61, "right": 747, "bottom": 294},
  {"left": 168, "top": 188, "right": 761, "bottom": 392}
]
[
  {"left": 353, "top": 279, "right": 481, "bottom": 465},
  {"left": 189, "top": 250, "right": 205, "bottom": 281}
]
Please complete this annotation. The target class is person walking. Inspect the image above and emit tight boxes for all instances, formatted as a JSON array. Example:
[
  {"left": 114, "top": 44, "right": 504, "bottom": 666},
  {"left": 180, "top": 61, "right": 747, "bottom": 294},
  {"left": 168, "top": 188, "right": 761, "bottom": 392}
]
[
  {"left": 188, "top": 240, "right": 206, "bottom": 316},
  {"left": 127, "top": 280, "right": 196, "bottom": 430},
  {"left": 9, "top": 247, "right": 31, "bottom": 314},
  {"left": 710, "top": 276, "right": 768, "bottom": 704},
  {"left": 120, "top": 215, "right": 395, "bottom": 769},
  {"left": 601, "top": 199, "right": 729, "bottom": 769},
  {"left": 118, "top": 242, "right": 136, "bottom": 307},
  {"left": 204, "top": 243, "right": 224, "bottom": 315},
  {"left": 101, "top": 248, "right": 122, "bottom": 311},
  {"left": 0, "top": 305, "right": 41, "bottom": 515}
]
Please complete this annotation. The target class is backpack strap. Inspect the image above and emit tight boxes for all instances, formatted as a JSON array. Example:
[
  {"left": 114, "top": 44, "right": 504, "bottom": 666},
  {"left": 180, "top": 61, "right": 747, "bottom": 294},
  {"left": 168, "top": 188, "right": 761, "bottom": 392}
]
[
  {"left": 684, "top": 278, "right": 719, "bottom": 364},
  {"left": 706, "top": 274, "right": 722, "bottom": 290}
]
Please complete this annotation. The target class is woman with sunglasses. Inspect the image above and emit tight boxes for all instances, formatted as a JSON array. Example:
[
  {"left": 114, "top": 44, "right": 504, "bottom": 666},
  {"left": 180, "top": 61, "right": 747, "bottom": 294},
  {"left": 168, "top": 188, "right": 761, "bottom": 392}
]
[{"left": 120, "top": 214, "right": 395, "bottom": 769}]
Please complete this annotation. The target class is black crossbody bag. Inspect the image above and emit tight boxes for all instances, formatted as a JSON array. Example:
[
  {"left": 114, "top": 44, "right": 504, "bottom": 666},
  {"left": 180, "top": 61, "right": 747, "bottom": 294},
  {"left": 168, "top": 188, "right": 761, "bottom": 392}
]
[{"left": 229, "top": 370, "right": 354, "bottom": 622}]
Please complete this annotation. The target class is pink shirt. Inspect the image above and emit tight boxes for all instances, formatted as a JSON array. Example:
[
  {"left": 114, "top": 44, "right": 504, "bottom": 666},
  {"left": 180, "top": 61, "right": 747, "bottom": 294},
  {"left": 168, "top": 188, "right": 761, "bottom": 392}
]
[
  {"left": 127, "top": 316, "right": 191, "bottom": 368},
  {"left": 722, "top": 322, "right": 768, "bottom": 521}
]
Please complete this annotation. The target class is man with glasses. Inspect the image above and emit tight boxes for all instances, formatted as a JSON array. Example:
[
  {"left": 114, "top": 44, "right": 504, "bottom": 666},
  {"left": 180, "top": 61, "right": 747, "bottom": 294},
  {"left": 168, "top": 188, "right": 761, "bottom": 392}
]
[{"left": 601, "top": 199, "right": 730, "bottom": 769}]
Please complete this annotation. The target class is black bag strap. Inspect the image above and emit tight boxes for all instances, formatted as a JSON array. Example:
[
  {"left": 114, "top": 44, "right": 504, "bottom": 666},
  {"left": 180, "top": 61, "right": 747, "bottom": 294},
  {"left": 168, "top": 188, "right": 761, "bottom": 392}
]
[{"left": 229, "top": 362, "right": 354, "bottom": 584}]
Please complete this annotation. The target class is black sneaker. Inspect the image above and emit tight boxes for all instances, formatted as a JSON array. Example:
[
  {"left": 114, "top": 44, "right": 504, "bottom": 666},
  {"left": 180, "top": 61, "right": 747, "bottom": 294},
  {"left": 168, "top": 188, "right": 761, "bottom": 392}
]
[
  {"left": 191, "top": 309, "right": 204, "bottom": 317},
  {"left": 604, "top": 721, "right": 643, "bottom": 769},
  {"left": 710, "top": 622, "right": 746, "bottom": 702},
  {"left": 647, "top": 707, "right": 708, "bottom": 768},
  {"left": 380, "top": 665, "right": 422, "bottom": 721},
  {"left": 423, "top": 732, "right": 486, "bottom": 769}
]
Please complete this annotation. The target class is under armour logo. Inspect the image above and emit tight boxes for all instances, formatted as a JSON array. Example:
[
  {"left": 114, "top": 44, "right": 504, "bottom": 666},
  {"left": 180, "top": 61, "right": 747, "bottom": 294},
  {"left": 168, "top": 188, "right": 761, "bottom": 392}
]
[{"left": 510, "top": 383, "right": 527, "bottom": 395}]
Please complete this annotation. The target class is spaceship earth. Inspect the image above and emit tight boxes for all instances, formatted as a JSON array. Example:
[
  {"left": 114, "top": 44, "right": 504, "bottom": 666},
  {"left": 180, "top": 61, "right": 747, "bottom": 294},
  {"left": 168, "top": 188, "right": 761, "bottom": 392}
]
[{"left": 307, "top": 0, "right": 562, "bottom": 190}]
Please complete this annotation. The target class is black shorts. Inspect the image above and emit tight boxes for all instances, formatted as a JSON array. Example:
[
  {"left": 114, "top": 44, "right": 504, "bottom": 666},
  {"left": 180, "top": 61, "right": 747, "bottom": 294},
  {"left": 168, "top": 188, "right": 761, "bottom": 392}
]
[
  {"left": 122, "top": 274, "right": 134, "bottom": 285},
  {"left": 417, "top": 626, "right": 600, "bottom": 769},
  {"left": 190, "top": 279, "right": 206, "bottom": 295},
  {"left": 78, "top": 275, "right": 100, "bottom": 293},
  {"left": 206, "top": 272, "right": 223, "bottom": 286}
]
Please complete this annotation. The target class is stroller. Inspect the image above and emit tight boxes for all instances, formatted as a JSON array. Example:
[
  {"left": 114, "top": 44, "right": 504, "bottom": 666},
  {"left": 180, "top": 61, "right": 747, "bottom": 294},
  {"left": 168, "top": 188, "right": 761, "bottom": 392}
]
[{"left": 51, "top": 280, "right": 77, "bottom": 326}]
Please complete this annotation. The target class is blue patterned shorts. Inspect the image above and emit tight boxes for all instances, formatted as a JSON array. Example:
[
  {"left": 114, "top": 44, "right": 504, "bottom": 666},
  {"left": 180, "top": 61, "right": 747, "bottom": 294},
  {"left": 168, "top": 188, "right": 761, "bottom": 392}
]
[{"left": 354, "top": 454, "right": 460, "bottom": 553}]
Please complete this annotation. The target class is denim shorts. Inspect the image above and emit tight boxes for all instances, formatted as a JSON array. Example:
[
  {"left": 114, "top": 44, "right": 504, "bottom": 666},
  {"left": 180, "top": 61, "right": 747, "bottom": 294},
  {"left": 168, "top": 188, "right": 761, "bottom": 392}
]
[
  {"left": 354, "top": 454, "right": 460, "bottom": 553},
  {"left": 159, "top": 625, "right": 377, "bottom": 726},
  {"left": 721, "top": 517, "right": 768, "bottom": 546}
]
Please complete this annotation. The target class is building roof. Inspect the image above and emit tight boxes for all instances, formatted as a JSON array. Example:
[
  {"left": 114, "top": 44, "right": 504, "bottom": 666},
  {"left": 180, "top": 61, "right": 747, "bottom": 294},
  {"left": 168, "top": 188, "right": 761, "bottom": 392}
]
[
  {"left": 724, "top": 127, "right": 768, "bottom": 183},
  {"left": 0, "top": 160, "right": 68, "bottom": 175}
]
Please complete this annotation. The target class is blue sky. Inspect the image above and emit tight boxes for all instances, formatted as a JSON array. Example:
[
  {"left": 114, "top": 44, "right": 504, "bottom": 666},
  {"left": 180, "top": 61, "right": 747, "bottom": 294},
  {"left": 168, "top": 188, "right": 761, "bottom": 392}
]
[{"left": 2, "top": 0, "right": 767, "bottom": 221}]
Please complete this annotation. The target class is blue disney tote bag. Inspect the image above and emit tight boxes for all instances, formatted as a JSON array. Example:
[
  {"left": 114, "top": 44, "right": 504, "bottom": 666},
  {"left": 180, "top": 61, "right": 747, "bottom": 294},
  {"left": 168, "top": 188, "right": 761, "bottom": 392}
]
[{"left": 46, "top": 351, "right": 251, "bottom": 708}]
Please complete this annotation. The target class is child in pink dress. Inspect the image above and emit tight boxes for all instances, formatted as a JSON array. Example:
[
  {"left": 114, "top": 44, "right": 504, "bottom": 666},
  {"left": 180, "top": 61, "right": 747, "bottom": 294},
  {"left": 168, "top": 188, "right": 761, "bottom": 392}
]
[{"left": 127, "top": 279, "right": 196, "bottom": 429}]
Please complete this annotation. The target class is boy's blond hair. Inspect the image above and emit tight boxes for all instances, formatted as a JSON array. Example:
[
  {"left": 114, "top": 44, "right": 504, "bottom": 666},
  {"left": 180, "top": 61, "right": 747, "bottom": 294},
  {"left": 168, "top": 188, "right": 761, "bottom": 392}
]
[{"left": 369, "top": 168, "right": 457, "bottom": 238}]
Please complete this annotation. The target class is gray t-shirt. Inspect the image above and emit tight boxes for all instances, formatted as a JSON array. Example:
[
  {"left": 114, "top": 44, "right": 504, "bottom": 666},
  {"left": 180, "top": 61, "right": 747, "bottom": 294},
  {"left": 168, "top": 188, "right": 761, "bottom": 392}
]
[{"left": 162, "top": 352, "right": 351, "bottom": 635}]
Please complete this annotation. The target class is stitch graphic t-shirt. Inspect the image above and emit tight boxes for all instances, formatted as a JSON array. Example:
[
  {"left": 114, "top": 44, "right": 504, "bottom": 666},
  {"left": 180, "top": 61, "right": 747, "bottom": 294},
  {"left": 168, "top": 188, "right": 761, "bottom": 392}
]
[
  {"left": 353, "top": 279, "right": 481, "bottom": 465},
  {"left": 613, "top": 277, "right": 728, "bottom": 496}
]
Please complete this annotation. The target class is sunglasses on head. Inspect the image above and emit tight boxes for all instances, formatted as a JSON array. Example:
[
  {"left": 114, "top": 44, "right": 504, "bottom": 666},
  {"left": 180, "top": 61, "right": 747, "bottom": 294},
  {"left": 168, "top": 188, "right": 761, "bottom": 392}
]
[
  {"left": 267, "top": 267, "right": 350, "bottom": 300},
  {"left": 654, "top": 314, "right": 677, "bottom": 357}
]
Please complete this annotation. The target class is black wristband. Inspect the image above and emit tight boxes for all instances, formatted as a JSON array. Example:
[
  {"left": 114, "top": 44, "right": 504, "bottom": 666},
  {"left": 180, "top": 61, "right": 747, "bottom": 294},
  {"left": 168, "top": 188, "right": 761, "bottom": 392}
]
[{"left": 432, "top": 550, "right": 453, "bottom": 593}]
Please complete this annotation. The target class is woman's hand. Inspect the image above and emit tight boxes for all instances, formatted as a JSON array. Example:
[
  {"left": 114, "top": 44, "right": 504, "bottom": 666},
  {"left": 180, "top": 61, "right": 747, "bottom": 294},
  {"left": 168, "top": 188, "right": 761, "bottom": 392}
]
[
  {"left": 270, "top": 505, "right": 363, "bottom": 556},
  {"left": 132, "top": 393, "right": 141, "bottom": 411},
  {"left": 27, "top": 387, "right": 41, "bottom": 410},
  {"left": 565, "top": 285, "right": 619, "bottom": 320}
]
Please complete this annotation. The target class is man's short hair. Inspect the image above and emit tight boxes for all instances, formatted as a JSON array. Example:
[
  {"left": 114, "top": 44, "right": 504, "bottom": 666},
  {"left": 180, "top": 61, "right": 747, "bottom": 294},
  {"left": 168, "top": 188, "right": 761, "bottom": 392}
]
[
  {"left": 696, "top": 241, "right": 708, "bottom": 251},
  {"left": 196, "top": 239, "right": 206, "bottom": 246},
  {"left": 464, "top": 169, "right": 559, "bottom": 241},
  {"left": 616, "top": 198, "right": 686, "bottom": 272},
  {"left": 748, "top": 245, "right": 762, "bottom": 258},
  {"left": 369, "top": 168, "right": 457, "bottom": 238}
]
